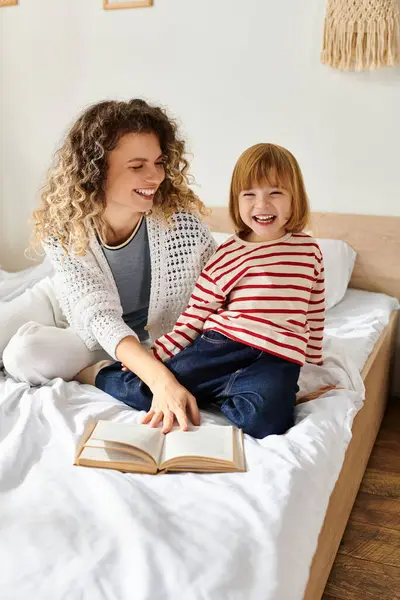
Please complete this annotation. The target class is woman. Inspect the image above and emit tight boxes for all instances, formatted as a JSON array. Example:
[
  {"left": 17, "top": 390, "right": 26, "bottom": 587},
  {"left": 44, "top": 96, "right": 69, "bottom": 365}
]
[{"left": 0, "top": 99, "right": 216, "bottom": 422}]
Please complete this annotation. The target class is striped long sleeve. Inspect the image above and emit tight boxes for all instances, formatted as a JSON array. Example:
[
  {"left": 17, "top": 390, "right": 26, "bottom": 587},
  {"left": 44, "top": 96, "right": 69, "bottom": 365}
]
[
  {"left": 152, "top": 271, "right": 226, "bottom": 361},
  {"left": 153, "top": 232, "right": 326, "bottom": 366}
]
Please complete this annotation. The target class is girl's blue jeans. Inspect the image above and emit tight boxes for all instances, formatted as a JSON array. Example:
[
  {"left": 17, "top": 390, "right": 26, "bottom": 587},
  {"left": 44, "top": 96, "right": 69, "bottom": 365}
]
[{"left": 96, "top": 331, "right": 300, "bottom": 439}]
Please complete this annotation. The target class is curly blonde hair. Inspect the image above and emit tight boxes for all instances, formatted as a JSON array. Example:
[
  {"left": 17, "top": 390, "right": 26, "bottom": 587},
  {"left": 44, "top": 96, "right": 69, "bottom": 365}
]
[{"left": 32, "top": 99, "right": 207, "bottom": 256}]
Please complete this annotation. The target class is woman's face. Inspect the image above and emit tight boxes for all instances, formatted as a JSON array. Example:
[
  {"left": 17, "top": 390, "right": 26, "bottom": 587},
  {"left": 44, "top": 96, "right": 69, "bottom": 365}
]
[{"left": 104, "top": 132, "right": 166, "bottom": 214}]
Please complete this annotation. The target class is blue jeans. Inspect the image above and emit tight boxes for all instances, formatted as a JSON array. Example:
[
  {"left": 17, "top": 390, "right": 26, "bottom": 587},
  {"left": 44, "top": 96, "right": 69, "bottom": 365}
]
[{"left": 96, "top": 331, "right": 301, "bottom": 439}]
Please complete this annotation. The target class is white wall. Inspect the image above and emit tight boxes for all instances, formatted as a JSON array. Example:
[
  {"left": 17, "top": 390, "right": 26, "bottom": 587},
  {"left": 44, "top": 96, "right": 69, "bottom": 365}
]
[
  {"left": 1, "top": 0, "right": 399, "bottom": 390},
  {"left": 1, "top": 0, "right": 400, "bottom": 271}
]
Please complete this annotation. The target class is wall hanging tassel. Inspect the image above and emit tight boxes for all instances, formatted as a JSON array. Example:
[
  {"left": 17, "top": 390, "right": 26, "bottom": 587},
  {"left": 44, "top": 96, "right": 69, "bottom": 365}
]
[{"left": 321, "top": 0, "right": 400, "bottom": 71}]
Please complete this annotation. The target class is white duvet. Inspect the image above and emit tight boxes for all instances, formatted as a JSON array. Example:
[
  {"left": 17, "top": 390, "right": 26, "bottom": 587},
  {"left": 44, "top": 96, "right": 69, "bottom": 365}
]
[{"left": 0, "top": 265, "right": 396, "bottom": 600}]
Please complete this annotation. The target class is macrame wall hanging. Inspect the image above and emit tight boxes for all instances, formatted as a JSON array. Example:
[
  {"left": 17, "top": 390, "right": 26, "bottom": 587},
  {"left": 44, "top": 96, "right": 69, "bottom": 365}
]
[{"left": 321, "top": 0, "right": 400, "bottom": 71}]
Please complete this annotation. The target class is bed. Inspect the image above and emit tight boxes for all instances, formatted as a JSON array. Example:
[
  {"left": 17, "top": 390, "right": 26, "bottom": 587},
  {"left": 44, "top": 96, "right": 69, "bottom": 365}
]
[
  {"left": 205, "top": 209, "right": 400, "bottom": 599},
  {"left": 0, "top": 211, "right": 399, "bottom": 600}
]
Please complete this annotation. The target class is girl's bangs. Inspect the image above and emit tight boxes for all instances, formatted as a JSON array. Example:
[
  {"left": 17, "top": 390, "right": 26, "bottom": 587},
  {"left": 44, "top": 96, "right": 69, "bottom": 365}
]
[{"left": 239, "top": 154, "right": 293, "bottom": 193}]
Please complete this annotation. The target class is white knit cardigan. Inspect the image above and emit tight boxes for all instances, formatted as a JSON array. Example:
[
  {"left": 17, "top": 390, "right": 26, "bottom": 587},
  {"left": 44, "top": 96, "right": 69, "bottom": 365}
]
[{"left": 43, "top": 211, "right": 217, "bottom": 359}]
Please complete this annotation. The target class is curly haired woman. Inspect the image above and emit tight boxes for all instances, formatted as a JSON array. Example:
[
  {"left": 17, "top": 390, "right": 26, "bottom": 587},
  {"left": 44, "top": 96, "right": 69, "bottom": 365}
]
[{"left": 0, "top": 99, "right": 216, "bottom": 423}]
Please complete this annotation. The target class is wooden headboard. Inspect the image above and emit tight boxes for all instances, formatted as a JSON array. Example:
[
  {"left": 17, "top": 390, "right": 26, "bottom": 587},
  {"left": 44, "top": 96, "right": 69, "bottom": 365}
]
[{"left": 203, "top": 208, "right": 400, "bottom": 300}]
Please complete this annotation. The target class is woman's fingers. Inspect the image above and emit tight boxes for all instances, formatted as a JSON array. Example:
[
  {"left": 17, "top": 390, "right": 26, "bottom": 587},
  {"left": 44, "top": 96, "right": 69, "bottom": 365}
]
[
  {"left": 162, "top": 410, "right": 174, "bottom": 434},
  {"left": 174, "top": 406, "right": 189, "bottom": 431},
  {"left": 142, "top": 386, "right": 197, "bottom": 433},
  {"left": 141, "top": 409, "right": 155, "bottom": 424},
  {"left": 187, "top": 395, "right": 200, "bottom": 426},
  {"left": 150, "top": 411, "right": 164, "bottom": 428}
]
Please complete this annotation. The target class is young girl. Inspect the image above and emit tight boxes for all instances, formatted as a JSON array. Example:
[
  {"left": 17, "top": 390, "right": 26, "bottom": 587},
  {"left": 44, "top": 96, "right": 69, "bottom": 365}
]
[{"left": 77, "top": 143, "right": 325, "bottom": 440}]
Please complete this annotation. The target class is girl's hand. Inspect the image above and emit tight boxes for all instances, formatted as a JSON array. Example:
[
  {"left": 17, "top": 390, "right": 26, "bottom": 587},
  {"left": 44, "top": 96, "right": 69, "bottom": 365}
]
[{"left": 142, "top": 374, "right": 200, "bottom": 434}]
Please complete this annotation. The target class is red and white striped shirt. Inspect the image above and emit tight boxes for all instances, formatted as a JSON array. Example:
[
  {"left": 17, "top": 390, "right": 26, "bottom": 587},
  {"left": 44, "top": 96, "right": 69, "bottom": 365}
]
[{"left": 153, "top": 232, "right": 325, "bottom": 366}]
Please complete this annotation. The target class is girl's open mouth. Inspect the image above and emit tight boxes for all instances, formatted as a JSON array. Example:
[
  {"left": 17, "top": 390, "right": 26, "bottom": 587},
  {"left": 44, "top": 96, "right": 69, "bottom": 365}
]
[{"left": 253, "top": 215, "right": 276, "bottom": 225}]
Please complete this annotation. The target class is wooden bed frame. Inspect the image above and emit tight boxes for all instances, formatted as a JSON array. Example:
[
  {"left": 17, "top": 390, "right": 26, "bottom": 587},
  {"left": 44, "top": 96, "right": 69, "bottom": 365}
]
[{"left": 203, "top": 209, "right": 400, "bottom": 600}]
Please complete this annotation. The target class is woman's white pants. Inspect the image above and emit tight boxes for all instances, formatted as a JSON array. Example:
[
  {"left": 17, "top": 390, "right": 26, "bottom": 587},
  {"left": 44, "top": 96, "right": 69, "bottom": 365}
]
[{"left": 0, "top": 277, "right": 108, "bottom": 385}]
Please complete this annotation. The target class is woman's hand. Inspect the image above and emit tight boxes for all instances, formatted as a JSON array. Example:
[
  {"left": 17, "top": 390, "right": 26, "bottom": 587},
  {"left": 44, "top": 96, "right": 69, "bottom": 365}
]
[
  {"left": 115, "top": 336, "right": 200, "bottom": 434},
  {"left": 142, "top": 373, "right": 200, "bottom": 434}
]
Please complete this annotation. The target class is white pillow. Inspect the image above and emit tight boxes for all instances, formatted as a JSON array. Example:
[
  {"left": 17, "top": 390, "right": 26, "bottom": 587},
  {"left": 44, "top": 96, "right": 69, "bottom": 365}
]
[
  {"left": 211, "top": 232, "right": 357, "bottom": 311},
  {"left": 316, "top": 238, "right": 356, "bottom": 310},
  {"left": 211, "top": 231, "right": 232, "bottom": 246}
]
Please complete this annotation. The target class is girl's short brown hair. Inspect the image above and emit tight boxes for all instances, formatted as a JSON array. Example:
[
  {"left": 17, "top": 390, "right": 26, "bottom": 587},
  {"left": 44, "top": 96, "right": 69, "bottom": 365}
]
[{"left": 229, "top": 143, "right": 310, "bottom": 235}]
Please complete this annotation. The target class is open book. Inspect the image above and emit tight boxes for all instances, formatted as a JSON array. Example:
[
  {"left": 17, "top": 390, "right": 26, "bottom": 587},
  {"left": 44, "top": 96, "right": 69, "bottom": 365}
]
[{"left": 74, "top": 420, "right": 246, "bottom": 474}]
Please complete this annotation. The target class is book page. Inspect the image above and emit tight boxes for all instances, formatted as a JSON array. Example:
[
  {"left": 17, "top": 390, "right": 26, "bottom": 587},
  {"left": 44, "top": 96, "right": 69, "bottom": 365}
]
[
  {"left": 91, "top": 421, "right": 164, "bottom": 464},
  {"left": 79, "top": 446, "right": 148, "bottom": 464},
  {"left": 161, "top": 425, "right": 234, "bottom": 464},
  {"left": 85, "top": 438, "right": 155, "bottom": 462},
  {"left": 233, "top": 428, "right": 246, "bottom": 472}
]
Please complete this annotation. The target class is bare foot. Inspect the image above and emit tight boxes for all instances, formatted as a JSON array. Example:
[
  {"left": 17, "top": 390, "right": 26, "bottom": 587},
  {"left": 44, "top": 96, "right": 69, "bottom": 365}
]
[
  {"left": 74, "top": 360, "right": 113, "bottom": 385},
  {"left": 296, "top": 384, "right": 339, "bottom": 404}
]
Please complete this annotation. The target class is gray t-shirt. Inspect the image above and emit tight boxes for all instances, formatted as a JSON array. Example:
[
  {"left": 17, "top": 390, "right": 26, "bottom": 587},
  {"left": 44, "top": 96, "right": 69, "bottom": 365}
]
[{"left": 101, "top": 217, "right": 151, "bottom": 341}]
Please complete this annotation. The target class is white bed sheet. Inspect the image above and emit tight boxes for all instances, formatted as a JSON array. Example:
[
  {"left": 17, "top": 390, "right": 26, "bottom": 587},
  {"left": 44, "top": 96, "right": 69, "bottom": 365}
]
[
  {"left": 0, "top": 266, "right": 397, "bottom": 600},
  {"left": 324, "top": 288, "right": 399, "bottom": 371}
]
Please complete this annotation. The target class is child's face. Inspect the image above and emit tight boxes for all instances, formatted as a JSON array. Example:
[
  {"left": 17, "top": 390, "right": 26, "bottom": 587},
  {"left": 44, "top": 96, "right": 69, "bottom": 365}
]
[
  {"left": 238, "top": 183, "right": 292, "bottom": 242},
  {"left": 104, "top": 132, "right": 165, "bottom": 216}
]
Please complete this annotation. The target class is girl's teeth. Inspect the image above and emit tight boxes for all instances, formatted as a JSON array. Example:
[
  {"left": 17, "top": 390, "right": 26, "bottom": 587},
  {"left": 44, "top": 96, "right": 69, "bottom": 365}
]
[{"left": 254, "top": 215, "right": 275, "bottom": 222}]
